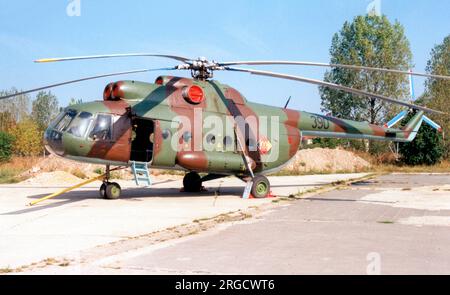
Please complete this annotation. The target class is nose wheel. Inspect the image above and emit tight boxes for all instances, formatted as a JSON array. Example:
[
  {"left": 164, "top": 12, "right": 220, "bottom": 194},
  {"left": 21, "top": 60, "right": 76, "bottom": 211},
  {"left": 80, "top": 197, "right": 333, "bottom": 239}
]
[
  {"left": 100, "top": 182, "right": 122, "bottom": 199},
  {"left": 99, "top": 164, "right": 122, "bottom": 199}
]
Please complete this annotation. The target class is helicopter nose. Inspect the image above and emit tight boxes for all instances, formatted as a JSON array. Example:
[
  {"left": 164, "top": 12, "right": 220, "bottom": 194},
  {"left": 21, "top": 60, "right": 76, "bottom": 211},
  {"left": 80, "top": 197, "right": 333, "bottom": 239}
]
[{"left": 44, "top": 127, "right": 65, "bottom": 156}]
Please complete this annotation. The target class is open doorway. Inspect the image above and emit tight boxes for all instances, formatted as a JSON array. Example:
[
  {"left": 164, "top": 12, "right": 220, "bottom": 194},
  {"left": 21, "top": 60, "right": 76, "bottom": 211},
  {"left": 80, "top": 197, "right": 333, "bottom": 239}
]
[{"left": 130, "top": 118, "right": 154, "bottom": 163}]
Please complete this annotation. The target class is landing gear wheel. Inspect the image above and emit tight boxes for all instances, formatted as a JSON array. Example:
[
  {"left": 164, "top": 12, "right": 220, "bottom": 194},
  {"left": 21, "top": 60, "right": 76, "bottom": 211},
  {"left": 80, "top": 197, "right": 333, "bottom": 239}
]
[
  {"left": 99, "top": 182, "right": 107, "bottom": 199},
  {"left": 251, "top": 175, "right": 270, "bottom": 199},
  {"left": 104, "top": 182, "right": 121, "bottom": 200},
  {"left": 183, "top": 172, "right": 202, "bottom": 192}
]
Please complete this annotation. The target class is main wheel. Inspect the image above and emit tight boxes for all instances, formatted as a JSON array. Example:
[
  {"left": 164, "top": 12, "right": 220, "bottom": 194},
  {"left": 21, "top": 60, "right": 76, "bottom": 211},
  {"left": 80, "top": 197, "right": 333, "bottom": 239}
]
[
  {"left": 251, "top": 175, "right": 270, "bottom": 199},
  {"left": 105, "top": 182, "right": 121, "bottom": 200},
  {"left": 99, "top": 182, "right": 107, "bottom": 198},
  {"left": 183, "top": 172, "right": 202, "bottom": 192}
]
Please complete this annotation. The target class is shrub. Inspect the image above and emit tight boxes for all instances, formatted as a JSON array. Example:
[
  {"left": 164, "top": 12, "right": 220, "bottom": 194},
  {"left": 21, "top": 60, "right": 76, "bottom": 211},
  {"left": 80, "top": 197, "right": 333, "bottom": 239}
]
[
  {"left": 10, "top": 118, "right": 43, "bottom": 157},
  {"left": 0, "top": 132, "right": 14, "bottom": 162},
  {"left": 399, "top": 113, "right": 444, "bottom": 166}
]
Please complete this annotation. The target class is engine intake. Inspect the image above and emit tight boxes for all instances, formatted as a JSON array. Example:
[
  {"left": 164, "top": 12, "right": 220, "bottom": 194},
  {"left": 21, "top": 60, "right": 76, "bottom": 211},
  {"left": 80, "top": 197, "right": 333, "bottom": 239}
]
[{"left": 103, "top": 81, "right": 155, "bottom": 101}]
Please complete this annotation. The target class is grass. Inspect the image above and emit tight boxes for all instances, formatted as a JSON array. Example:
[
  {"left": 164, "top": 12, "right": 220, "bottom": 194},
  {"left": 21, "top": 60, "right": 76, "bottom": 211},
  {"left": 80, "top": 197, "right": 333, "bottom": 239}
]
[
  {"left": 273, "top": 167, "right": 372, "bottom": 177},
  {"left": 0, "top": 167, "right": 24, "bottom": 184},
  {"left": 274, "top": 149, "right": 450, "bottom": 176},
  {"left": 152, "top": 169, "right": 186, "bottom": 176},
  {"left": 372, "top": 161, "right": 450, "bottom": 174},
  {"left": 0, "top": 267, "right": 14, "bottom": 274},
  {"left": 378, "top": 221, "right": 395, "bottom": 224},
  {"left": 0, "top": 156, "right": 96, "bottom": 184},
  {"left": 93, "top": 167, "right": 104, "bottom": 175},
  {"left": 0, "top": 157, "right": 41, "bottom": 184}
]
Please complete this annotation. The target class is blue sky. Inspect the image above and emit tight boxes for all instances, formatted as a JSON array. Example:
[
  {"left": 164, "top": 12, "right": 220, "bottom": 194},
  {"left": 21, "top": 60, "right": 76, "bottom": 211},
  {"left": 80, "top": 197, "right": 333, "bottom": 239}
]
[{"left": 0, "top": 0, "right": 449, "bottom": 114}]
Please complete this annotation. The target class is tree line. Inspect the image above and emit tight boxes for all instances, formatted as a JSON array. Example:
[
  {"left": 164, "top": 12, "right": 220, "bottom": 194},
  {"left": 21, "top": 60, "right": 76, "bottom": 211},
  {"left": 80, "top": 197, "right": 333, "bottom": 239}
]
[{"left": 0, "top": 91, "right": 82, "bottom": 162}]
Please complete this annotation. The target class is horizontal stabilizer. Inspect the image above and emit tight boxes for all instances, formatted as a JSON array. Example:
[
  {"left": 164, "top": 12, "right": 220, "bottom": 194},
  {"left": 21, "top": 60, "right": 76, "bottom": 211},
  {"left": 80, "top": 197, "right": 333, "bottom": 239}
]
[
  {"left": 423, "top": 116, "right": 443, "bottom": 133},
  {"left": 384, "top": 110, "right": 409, "bottom": 128}
]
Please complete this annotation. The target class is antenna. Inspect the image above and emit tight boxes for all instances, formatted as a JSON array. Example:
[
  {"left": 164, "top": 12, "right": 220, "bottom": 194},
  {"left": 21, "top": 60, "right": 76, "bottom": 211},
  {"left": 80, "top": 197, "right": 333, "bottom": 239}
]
[
  {"left": 284, "top": 96, "right": 292, "bottom": 109},
  {"left": 409, "top": 69, "right": 415, "bottom": 102}
]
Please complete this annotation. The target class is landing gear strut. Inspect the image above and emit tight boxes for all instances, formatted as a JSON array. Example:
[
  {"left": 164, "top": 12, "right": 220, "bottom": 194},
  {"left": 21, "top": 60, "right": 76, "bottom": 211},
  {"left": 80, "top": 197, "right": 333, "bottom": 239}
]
[
  {"left": 183, "top": 172, "right": 203, "bottom": 192},
  {"left": 99, "top": 165, "right": 122, "bottom": 200}
]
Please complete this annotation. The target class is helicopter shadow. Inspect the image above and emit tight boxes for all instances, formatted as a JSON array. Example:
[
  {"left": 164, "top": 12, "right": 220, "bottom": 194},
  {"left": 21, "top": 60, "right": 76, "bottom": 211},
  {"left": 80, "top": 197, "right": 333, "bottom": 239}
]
[{"left": 2, "top": 180, "right": 245, "bottom": 215}]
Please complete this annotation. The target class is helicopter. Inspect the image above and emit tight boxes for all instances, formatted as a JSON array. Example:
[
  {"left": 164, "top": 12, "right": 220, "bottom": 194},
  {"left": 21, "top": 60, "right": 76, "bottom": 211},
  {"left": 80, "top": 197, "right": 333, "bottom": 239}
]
[{"left": 0, "top": 53, "right": 448, "bottom": 200}]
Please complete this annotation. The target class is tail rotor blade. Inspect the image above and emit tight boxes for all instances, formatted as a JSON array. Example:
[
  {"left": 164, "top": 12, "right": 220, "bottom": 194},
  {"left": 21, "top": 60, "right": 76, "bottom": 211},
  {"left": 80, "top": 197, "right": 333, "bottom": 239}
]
[{"left": 0, "top": 67, "right": 175, "bottom": 100}]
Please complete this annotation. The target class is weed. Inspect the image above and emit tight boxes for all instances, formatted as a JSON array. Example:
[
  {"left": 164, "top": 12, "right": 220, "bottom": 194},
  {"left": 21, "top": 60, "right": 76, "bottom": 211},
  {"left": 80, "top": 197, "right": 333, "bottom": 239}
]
[
  {"left": 44, "top": 258, "right": 57, "bottom": 265},
  {"left": 0, "top": 267, "right": 13, "bottom": 274},
  {"left": 71, "top": 168, "right": 87, "bottom": 179},
  {"left": 378, "top": 221, "right": 395, "bottom": 224},
  {"left": 93, "top": 168, "right": 104, "bottom": 175},
  {"left": 59, "top": 262, "right": 70, "bottom": 267}
]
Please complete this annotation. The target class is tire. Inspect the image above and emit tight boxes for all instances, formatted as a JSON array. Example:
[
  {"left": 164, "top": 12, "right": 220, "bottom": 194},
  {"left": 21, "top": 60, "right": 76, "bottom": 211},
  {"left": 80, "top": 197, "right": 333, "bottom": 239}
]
[
  {"left": 183, "top": 172, "right": 202, "bottom": 192},
  {"left": 105, "top": 182, "right": 121, "bottom": 200},
  {"left": 99, "top": 182, "right": 107, "bottom": 199},
  {"left": 251, "top": 175, "right": 270, "bottom": 199}
]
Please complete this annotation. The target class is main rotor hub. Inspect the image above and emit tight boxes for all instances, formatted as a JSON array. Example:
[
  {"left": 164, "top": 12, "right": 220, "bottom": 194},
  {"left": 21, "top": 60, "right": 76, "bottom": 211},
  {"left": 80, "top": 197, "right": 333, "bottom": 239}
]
[{"left": 176, "top": 57, "right": 224, "bottom": 81}]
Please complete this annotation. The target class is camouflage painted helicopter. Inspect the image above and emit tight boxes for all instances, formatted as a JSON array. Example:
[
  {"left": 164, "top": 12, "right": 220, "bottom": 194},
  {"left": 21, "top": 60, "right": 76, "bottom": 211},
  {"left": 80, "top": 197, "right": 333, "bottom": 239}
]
[{"left": 1, "top": 54, "right": 448, "bottom": 199}]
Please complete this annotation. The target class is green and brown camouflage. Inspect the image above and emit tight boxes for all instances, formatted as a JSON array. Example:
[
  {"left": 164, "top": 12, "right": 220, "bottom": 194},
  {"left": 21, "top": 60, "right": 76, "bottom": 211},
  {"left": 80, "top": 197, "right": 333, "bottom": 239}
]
[{"left": 44, "top": 76, "right": 425, "bottom": 176}]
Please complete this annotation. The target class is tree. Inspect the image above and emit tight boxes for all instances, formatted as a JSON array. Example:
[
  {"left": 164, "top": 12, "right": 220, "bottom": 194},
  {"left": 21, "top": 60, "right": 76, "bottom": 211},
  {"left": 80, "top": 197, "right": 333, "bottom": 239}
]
[
  {"left": 399, "top": 111, "right": 443, "bottom": 165},
  {"left": 423, "top": 35, "right": 450, "bottom": 158},
  {"left": 68, "top": 98, "right": 83, "bottom": 106},
  {"left": 0, "top": 132, "right": 14, "bottom": 162},
  {"left": 0, "top": 88, "right": 30, "bottom": 123},
  {"left": 319, "top": 15, "right": 413, "bottom": 152},
  {"left": 10, "top": 118, "right": 43, "bottom": 157},
  {"left": 31, "top": 91, "right": 59, "bottom": 131},
  {"left": 0, "top": 111, "right": 15, "bottom": 132}
]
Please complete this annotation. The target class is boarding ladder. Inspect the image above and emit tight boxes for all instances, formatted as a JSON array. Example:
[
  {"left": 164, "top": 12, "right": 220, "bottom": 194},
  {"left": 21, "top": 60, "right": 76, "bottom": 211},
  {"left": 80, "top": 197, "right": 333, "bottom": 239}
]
[{"left": 130, "top": 161, "right": 152, "bottom": 186}]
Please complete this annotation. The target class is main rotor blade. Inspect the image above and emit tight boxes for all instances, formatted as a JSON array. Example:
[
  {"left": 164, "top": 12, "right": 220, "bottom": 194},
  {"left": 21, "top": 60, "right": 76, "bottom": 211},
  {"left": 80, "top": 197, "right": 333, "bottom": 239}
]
[
  {"left": 0, "top": 67, "right": 175, "bottom": 100},
  {"left": 35, "top": 53, "right": 192, "bottom": 63},
  {"left": 225, "top": 67, "right": 445, "bottom": 115},
  {"left": 220, "top": 61, "right": 450, "bottom": 81}
]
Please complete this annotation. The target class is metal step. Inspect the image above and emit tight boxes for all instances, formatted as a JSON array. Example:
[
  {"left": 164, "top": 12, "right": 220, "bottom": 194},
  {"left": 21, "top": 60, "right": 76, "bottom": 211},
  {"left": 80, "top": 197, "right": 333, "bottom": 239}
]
[{"left": 130, "top": 161, "right": 152, "bottom": 187}]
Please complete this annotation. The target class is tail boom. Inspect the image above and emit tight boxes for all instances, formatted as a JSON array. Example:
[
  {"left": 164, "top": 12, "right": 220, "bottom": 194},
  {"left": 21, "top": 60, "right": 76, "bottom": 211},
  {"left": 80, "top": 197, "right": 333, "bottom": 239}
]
[{"left": 298, "top": 111, "right": 424, "bottom": 143}]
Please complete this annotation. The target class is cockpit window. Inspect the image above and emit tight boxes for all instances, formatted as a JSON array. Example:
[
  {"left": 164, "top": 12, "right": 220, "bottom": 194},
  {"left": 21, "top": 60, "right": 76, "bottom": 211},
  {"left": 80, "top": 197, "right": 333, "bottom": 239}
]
[
  {"left": 67, "top": 111, "right": 93, "bottom": 138},
  {"left": 89, "top": 114, "right": 112, "bottom": 141},
  {"left": 54, "top": 110, "right": 77, "bottom": 132},
  {"left": 49, "top": 111, "right": 66, "bottom": 129}
]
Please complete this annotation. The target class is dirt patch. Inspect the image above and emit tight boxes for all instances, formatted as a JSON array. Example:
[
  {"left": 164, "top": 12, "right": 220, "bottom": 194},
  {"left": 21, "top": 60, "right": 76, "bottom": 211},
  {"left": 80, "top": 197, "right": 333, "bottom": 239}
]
[
  {"left": 18, "top": 155, "right": 183, "bottom": 182},
  {"left": 19, "top": 155, "right": 103, "bottom": 180},
  {"left": 283, "top": 148, "right": 371, "bottom": 174},
  {"left": 20, "top": 171, "right": 84, "bottom": 186}
]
